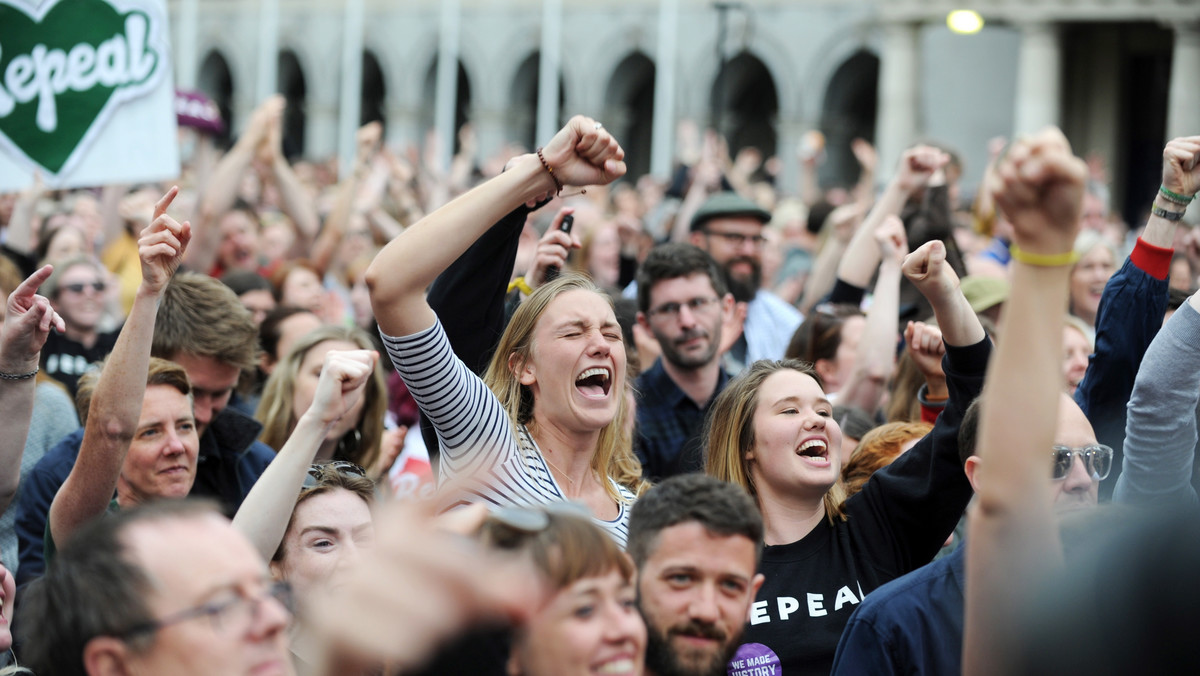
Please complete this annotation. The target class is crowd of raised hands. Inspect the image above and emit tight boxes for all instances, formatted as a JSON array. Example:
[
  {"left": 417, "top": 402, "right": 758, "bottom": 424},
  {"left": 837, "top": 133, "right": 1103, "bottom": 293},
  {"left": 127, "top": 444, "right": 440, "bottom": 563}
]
[{"left": 1, "top": 85, "right": 1199, "bottom": 676}]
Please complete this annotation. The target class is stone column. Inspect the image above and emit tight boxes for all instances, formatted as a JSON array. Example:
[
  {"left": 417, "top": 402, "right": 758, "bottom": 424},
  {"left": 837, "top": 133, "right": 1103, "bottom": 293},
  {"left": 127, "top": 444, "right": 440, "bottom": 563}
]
[
  {"left": 650, "top": 0, "right": 679, "bottom": 178},
  {"left": 1013, "top": 22, "right": 1061, "bottom": 136},
  {"left": 875, "top": 21, "right": 920, "bottom": 176},
  {"left": 1167, "top": 22, "right": 1200, "bottom": 142}
]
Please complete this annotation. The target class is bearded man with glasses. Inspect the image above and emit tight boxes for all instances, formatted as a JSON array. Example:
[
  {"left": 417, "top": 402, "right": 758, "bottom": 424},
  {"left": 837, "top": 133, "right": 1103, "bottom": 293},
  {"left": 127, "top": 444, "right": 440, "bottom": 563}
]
[
  {"left": 634, "top": 243, "right": 735, "bottom": 480},
  {"left": 687, "top": 192, "right": 802, "bottom": 374}
]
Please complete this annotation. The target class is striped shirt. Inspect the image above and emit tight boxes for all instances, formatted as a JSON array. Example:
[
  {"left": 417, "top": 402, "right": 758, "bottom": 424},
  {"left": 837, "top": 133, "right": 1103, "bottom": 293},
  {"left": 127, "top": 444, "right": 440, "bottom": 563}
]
[{"left": 381, "top": 320, "right": 634, "bottom": 547}]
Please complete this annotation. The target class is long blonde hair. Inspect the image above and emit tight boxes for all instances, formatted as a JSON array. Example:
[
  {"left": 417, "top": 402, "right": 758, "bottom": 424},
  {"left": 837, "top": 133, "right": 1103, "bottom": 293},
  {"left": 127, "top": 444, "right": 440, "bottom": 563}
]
[
  {"left": 257, "top": 324, "right": 386, "bottom": 472},
  {"left": 482, "top": 273, "right": 639, "bottom": 503},
  {"left": 705, "top": 359, "right": 847, "bottom": 523}
]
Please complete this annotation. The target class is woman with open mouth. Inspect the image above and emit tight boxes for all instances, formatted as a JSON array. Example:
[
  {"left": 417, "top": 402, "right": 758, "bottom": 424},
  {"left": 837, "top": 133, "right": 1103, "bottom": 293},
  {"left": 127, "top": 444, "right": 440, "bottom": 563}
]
[
  {"left": 366, "top": 116, "right": 641, "bottom": 546},
  {"left": 706, "top": 233, "right": 991, "bottom": 675}
]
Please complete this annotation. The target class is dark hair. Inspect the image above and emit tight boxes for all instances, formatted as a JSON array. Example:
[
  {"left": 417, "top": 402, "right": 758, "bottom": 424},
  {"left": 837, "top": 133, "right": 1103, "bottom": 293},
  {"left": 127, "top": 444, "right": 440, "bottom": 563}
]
[
  {"left": 19, "top": 500, "right": 221, "bottom": 676},
  {"left": 627, "top": 474, "right": 763, "bottom": 568},
  {"left": 786, "top": 304, "right": 864, "bottom": 364},
  {"left": 1168, "top": 286, "right": 1190, "bottom": 313},
  {"left": 636, "top": 243, "right": 728, "bottom": 314},
  {"left": 220, "top": 270, "right": 273, "bottom": 297},
  {"left": 958, "top": 396, "right": 982, "bottom": 466},
  {"left": 807, "top": 201, "right": 836, "bottom": 236},
  {"left": 258, "top": 305, "right": 318, "bottom": 363}
]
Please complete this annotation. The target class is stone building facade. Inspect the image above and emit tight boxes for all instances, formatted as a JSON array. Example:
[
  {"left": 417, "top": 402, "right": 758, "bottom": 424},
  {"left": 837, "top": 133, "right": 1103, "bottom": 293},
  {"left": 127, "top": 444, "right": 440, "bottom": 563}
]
[{"left": 174, "top": 0, "right": 1199, "bottom": 222}]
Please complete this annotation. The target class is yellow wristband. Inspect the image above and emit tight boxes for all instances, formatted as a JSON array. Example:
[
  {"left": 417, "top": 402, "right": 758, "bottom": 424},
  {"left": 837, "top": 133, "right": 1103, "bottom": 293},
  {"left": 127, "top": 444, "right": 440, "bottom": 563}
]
[
  {"left": 507, "top": 276, "right": 534, "bottom": 296},
  {"left": 1009, "top": 244, "right": 1079, "bottom": 267}
]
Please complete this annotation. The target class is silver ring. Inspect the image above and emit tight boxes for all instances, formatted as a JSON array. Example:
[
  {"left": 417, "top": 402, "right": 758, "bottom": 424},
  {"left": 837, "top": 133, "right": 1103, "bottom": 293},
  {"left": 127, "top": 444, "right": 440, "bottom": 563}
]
[{"left": 594, "top": 122, "right": 603, "bottom": 130}]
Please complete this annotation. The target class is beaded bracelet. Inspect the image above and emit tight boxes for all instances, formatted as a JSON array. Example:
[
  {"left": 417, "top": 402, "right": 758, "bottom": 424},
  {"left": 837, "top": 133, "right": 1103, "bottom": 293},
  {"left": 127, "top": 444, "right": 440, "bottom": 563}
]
[
  {"left": 1160, "top": 185, "right": 1195, "bottom": 205},
  {"left": 1151, "top": 205, "right": 1186, "bottom": 222},
  {"left": 1009, "top": 244, "right": 1079, "bottom": 267},
  {"left": 536, "top": 147, "right": 563, "bottom": 196},
  {"left": 0, "top": 367, "right": 38, "bottom": 380}
]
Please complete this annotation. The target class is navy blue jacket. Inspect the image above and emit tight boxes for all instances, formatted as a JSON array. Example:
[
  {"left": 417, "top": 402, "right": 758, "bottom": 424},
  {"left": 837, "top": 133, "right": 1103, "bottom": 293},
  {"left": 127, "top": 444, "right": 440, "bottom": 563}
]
[
  {"left": 1073, "top": 238, "right": 1171, "bottom": 501},
  {"left": 830, "top": 545, "right": 966, "bottom": 675}
]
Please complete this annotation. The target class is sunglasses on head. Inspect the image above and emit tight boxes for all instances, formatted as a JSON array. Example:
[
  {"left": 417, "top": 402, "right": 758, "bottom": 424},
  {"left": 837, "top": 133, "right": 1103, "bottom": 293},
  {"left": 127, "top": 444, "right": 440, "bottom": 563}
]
[
  {"left": 1051, "top": 444, "right": 1113, "bottom": 481},
  {"left": 62, "top": 281, "right": 106, "bottom": 294},
  {"left": 480, "top": 502, "right": 592, "bottom": 550},
  {"left": 303, "top": 460, "right": 368, "bottom": 488}
]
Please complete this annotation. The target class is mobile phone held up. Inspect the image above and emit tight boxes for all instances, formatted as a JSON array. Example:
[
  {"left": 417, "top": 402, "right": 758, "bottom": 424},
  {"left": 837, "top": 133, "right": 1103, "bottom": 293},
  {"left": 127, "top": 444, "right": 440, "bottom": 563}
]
[{"left": 545, "top": 214, "right": 574, "bottom": 282}]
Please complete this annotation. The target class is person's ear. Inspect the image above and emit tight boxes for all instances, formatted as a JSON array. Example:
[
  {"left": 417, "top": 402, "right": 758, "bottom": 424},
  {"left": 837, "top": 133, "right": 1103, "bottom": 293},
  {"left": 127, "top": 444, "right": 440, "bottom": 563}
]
[
  {"left": 636, "top": 311, "right": 651, "bottom": 333},
  {"left": 509, "top": 352, "right": 536, "bottom": 386},
  {"left": 689, "top": 231, "right": 706, "bottom": 249},
  {"left": 84, "top": 636, "right": 134, "bottom": 676},
  {"left": 750, "top": 572, "right": 765, "bottom": 598},
  {"left": 963, "top": 456, "right": 983, "bottom": 493},
  {"left": 506, "top": 648, "right": 523, "bottom": 676},
  {"left": 813, "top": 358, "right": 837, "bottom": 384}
]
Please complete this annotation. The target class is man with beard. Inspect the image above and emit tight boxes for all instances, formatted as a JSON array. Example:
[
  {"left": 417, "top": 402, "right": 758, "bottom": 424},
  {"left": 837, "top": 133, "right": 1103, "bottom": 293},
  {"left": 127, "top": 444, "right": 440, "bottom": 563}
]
[
  {"left": 628, "top": 474, "right": 764, "bottom": 676},
  {"left": 635, "top": 243, "right": 734, "bottom": 479},
  {"left": 688, "top": 192, "right": 802, "bottom": 374}
]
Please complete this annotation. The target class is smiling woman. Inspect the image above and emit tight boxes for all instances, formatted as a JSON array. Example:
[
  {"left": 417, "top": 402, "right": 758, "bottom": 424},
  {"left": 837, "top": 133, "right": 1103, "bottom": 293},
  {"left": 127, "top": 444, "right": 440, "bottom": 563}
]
[
  {"left": 366, "top": 116, "right": 641, "bottom": 545},
  {"left": 705, "top": 237, "right": 991, "bottom": 675}
]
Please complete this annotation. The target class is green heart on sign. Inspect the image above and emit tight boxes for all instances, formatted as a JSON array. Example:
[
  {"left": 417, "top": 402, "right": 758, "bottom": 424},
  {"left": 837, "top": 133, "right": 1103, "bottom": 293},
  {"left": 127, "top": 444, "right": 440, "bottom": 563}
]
[{"left": 0, "top": 0, "right": 163, "bottom": 175}]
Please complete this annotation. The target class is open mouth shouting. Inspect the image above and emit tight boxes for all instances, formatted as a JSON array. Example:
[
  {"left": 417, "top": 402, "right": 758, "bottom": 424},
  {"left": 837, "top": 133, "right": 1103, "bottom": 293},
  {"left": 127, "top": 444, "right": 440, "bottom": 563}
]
[
  {"left": 796, "top": 438, "right": 830, "bottom": 467},
  {"left": 576, "top": 367, "right": 613, "bottom": 399}
]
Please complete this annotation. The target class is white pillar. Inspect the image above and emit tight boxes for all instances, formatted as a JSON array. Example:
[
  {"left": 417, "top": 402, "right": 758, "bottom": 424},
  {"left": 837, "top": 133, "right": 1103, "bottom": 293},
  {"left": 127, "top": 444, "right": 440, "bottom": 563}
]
[
  {"left": 1013, "top": 22, "right": 1061, "bottom": 136},
  {"left": 1167, "top": 22, "right": 1200, "bottom": 141},
  {"left": 650, "top": 0, "right": 679, "bottom": 178},
  {"left": 537, "top": 0, "right": 563, "bottom": 146},
  {"left": 875, "top": 21, "right": 920, "bottom": 176},
  {"left": 337, "top": 0, "right": 364, "bottom": 178},
  {"left": 434, "top": 0, "right": 461, "bottom": 174},
  {"left": 175, "top": 0, "right": 199, "bottom": 90},
  {"left": 255, "top": 0, "right": 279, "bottom": 103}
]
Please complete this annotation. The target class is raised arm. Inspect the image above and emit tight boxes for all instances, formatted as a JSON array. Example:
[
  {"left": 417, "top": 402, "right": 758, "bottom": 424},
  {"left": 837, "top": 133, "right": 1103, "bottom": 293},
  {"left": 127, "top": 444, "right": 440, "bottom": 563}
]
[
  {"left": 263, "top": 109, "right": 320, "bottom": 253},
  {"left": 1113, "top": 136, "right": 1200, "bottom": 506},
  {"left": 366, "top": 116, "right": 626, "bottom": 338},
  {"left": 839, "top": 215, "right": 906, "bottom": 413},
  {"left": 185, "top": 96, "right": 281, "bottom": 273},
  {"left": 963, "top": 129, "right": 1087, "bottom": 676},
  {"left": 234, "top": 348, "right": 376, "bottom": 559},
  {"left": 0, "top": 265, "right": 64, "bottom": 512},
  {"left": 1076, "top": 137, "right": 1193, "bottom": 498},
  {"left": 836, "top": 146, "right": 948, "bottom": 291},
  {"left": 48, "top": 188, "right": 190, "bottom": 546}
]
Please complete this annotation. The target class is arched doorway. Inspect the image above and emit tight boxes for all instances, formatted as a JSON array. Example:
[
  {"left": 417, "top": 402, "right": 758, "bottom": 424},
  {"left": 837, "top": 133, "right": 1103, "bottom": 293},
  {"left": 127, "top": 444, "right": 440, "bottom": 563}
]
[
  {"left": 604, "top": 53, "right": 655, "bottom": 179},
  {"left": 820, "top": 50, "right": 879, "bottom": 189},
  {"left": 509, "top": 52, "right": 566, "bottom": 152},
  {"left": 197, "top": 50, "right": 234, "bottom": 147},
  {"left": 277, "top": 50, "right": 306, "bottom": 159},
  {"left": 711, "top": 52, "right": 778, "bottom": 159},
  {"left": 362, "top": 50, "right": 387, "bottom": 130},
  {"left": 422, "top": 58, "right": 472, "bottom": 154}
]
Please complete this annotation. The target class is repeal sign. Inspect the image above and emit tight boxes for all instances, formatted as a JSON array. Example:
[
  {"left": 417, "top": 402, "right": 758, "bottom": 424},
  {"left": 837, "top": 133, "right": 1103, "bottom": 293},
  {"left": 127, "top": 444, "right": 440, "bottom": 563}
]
[{"left": 0, "top": 0, "right": 178, "bottom": 190}]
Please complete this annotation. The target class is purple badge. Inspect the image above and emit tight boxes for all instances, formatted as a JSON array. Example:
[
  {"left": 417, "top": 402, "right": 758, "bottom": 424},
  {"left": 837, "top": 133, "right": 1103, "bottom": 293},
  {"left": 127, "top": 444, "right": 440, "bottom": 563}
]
[{"left": 728, "top": 643, "right": 781, "bottom": 675}]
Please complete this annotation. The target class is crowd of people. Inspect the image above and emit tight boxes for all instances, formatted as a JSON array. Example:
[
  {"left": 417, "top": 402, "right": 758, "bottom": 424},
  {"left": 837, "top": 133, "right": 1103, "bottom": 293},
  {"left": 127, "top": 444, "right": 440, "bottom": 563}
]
[{"left": 0, "top": 86, "right": 1197, "bottom": 675}]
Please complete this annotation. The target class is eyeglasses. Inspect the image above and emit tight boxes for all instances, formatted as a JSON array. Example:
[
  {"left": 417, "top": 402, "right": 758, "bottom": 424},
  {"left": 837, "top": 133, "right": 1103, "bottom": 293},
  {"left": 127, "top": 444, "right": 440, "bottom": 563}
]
[
  {"left": 703, "top": 229, "right": 766, "bottom": 248},
  {"left": 1051, "top": 444, "right": 1113, "bottom": 481},
  {"left": 647, "top": 296, "right": 720, "bottom": 320},
  {"left": 61, "top": 281, "right": 106, "bottom": 294},
  {"left": 119, "top": 579, "right": 293, "bottom": 640},
  {"left": 303, "top": 460, "right": 368, "bottom": 488}
]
